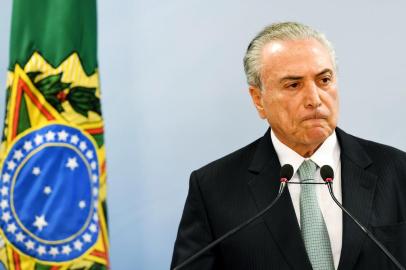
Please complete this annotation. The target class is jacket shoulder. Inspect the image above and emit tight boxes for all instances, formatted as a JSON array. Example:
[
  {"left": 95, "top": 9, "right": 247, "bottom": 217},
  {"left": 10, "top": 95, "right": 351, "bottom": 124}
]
[
  {"left": 192, "top": 137, "right": 261, "bottom": 185},
  {"left": 344, "top": 132, "right": 406, "bottom": 170},
  {"left": 352, "top": 134, "right": 406, "bottom": 159}
]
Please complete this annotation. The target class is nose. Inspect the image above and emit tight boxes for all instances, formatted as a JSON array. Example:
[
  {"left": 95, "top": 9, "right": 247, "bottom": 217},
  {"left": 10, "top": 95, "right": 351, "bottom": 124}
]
[{"left": 304, "top": 82, "right": 322, "bottom": 109}]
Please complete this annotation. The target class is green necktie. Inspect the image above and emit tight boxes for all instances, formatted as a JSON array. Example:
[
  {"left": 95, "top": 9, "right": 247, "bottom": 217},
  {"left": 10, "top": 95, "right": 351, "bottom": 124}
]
[{"left": 298, "top": 160, "right": 335, "bottom": 270}]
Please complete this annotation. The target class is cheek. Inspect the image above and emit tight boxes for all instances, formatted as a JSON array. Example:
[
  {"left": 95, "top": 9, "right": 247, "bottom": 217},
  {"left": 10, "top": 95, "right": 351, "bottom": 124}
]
[
  {"left": 322, "top": 89, "right": 339, "bottom": 111},
  {"left": 330, "top": 93, "right": 339, "bottom": 116},
  {"left": 323, "top": 90, "right": 339, "bottom": 127},
  {"left": 265, "top": 101, "right": 296, "bottom": 128},
  {"left": 262, "top": 90, "right": 301, "bottom": 129}
]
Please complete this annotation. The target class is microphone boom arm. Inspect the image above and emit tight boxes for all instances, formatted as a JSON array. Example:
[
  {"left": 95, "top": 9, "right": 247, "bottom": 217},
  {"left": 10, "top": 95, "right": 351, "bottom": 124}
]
[
  {"left": 173, "top": 182, "right": 288, "bottom": 270},
  {"left": 326, "top": 182, "right": 405, "bottom": 270}
]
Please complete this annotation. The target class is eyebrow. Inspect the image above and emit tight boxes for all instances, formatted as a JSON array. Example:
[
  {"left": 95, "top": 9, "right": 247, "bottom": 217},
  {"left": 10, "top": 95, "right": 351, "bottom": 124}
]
[
  {"left": 279, "top": 68, "right": 334, "bottom": 83},
  {"left": 279, "top": 76, "right": 303, "bottom": 83},
  {"left": 316, "top": 68, "right": 333, "bottom": 77}
]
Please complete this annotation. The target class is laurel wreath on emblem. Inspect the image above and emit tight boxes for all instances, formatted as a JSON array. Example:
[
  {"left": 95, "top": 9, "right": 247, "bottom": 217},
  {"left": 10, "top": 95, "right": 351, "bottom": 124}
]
[{"left": 27, "top": 72, "right": 102, "bottom": 118}]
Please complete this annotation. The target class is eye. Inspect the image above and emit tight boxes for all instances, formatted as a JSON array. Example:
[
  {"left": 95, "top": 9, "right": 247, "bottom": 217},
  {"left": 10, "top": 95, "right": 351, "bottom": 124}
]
[
  {"left": 319, "top": 77, "right": 332, "bottom": 85},
  {"left": 286, "top": 82, "right": 300, "bottom": 89}
]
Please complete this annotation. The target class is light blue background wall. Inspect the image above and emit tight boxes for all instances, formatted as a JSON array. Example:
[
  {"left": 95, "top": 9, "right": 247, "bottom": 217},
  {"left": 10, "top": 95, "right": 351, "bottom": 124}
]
[{"left": 1, "top": 1, "right": 406, "bottom": 269}]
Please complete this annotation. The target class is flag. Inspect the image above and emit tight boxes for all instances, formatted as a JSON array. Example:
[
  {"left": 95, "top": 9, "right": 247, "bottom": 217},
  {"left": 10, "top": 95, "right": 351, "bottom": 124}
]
[{"left": 0, "top": 0, "right": 109, "bottom": 269}]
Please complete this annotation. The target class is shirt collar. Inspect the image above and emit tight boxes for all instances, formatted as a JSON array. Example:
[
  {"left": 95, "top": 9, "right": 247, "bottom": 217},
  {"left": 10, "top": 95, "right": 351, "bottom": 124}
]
[{"left": 271, "top": 129, "right": 340, "bottom": 175}]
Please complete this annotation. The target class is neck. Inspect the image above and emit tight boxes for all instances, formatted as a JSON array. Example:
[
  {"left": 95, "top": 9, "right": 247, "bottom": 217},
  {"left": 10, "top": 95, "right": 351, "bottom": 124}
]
[
  {"left": 296, "top": 143, "right": 323, "bottom": 157},
  {"left": 272, "top": 132, "right": 325, "bottom": 158}
]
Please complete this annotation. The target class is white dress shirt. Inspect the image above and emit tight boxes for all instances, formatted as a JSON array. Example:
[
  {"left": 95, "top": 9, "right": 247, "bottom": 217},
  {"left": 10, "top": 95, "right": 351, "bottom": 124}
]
[{"left": 271, "top": 130, "right": 343, "bottom": 269}]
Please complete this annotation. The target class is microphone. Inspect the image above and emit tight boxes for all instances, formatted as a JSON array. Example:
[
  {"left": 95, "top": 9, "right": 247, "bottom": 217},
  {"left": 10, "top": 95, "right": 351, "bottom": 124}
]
[
  {"left": 320, "top": 165, "right": 405, "bottom": 270},
  {"left": 172, "top": 164, "right": 294, "bottom": 270}
]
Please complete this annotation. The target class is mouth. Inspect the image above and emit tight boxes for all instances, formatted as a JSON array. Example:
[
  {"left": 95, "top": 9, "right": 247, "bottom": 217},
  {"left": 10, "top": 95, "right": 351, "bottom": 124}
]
[
  {"left": 302, "top": 116, "right": 328, "bottom": 122},
  {"left": 301, "top": 111, "right": 329, "bottom": 122},
  {"left": 300, "top": 113, "right": 329, "bottom": 127}
]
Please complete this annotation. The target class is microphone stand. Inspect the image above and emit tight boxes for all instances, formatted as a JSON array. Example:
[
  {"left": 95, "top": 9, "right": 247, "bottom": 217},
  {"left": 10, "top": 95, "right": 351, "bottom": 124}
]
[
  {"left": 172, "top": 181, "right": 288, "bottom": 270},
  {"left": 326, "top": 182, "right": 405, "bottom": 270}
]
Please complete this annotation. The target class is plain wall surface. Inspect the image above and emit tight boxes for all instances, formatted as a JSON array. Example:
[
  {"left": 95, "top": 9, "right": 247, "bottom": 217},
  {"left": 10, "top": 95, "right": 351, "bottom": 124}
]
[{"left": 1, "top": 1, "right": 406, "bottom": 269}]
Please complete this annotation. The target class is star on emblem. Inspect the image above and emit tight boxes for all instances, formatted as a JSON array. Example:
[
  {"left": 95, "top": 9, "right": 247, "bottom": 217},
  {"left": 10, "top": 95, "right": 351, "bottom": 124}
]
[
  {"left": 23, "top": 140, "right": 33, "bottom": 151},
  {"left": 49, "top": 247, "right": 59, "bottom": 256},
  {"left": 34, "top": 134, "right": 44, "bottom": 145},
  {"left": 33, "top": 215, "right": 48, "bottom": 231},
  {"left": 45, "top": 131, "right": 56, "bottom": 141},
  {"left": 78, "top": 200, "right": 86, "bottom": 209},
  {"left": 7, "top": 161, "right": 16, "bottom": 171},
  {"left": 13, "top": 149, "right": 24, "bottom": 161},
  {"left": 62, "top": 245, "right": 72, "bottom": 255},
  {"left": 89, "top": 223, "right": 97, "bottom": 233},
  {"left": 15, "top": 232, "right": 25, "bottom": 242},
  {"left": 92, "top": 174, "right": 98, "bottom": 183},
  {"left": 1, "top": 212, "right": 11, "bottom": 222},
  {"left": 1, "top": 186, "right": 8, "bottom": 196},
  {"left": 79, "top": 141, "right": 87, "bottom": 151},
  {"left": 73, "top": 240, "right": 83, "bottom": 251},
  {"left": 86, "top": 150, "right": 94, "bottom": 159},
  {"left": 93, "top": 187, "right": 98, "bottom": 196},
  {"left": 32, "top": 167, "right": 41, "bottom": 176},
  {"left": 91, "top": 161, "right": 97, "bottom": 170},
  {"left": 44, "top": 186, "right": 52, "bottom": 195},
  {"left": 2, "top": 173, "right": 10, "bottom": 183},
  {"left": 57, "top": 130, "right": 69, "bottom": 141},
  {"left": 7, "top": 223, "right": 17, "bottom": 233},
  {"left": 25, "top": 240, "right": 35, "bottom": 250},
  {"left": 93, "top": 213, "right": 99, "bottom": 222},
  {"left": 70, "top": 135, "right": 79, "bottom": 144},
  {"left": 66, "top": 157, "right": 79, "bottom": 171},
  {"left": 83, "top": 233, "right": 92, "bottom": 243},
  {"left": 37, "top": 245, "right": 46, "bottom": 255},
  {"left": 0, "top": 200, "right": 9, "bottom": 209}
]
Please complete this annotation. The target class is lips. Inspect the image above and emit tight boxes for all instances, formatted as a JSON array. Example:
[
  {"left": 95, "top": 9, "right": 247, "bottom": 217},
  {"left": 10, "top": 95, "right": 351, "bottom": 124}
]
[{"left": 301, "top": 111, "right": 329, "bottom": 122}]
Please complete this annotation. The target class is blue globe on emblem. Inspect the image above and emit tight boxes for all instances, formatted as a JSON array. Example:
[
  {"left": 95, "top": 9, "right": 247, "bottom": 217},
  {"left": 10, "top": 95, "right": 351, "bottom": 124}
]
[
  {"left": 0, "top": 124, "right": 100, "bottom": 262},
  {"left": 13, "top": 146, "right": 93, "bottom": 241}
]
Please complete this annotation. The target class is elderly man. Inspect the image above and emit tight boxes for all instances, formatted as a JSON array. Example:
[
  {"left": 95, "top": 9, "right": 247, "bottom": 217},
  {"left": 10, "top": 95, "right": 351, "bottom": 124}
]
[{"left": 171, "top": 22, "right": 406, "bottom": 270}]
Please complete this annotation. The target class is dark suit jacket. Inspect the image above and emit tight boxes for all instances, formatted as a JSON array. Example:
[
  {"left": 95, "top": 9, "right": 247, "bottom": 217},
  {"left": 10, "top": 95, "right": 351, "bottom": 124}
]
[{"left": 171, "top": 128, "right": 406, "bottom": 270}]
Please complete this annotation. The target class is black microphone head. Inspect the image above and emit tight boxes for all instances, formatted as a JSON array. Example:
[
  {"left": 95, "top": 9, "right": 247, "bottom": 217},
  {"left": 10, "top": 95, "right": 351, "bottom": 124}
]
[
  {"left": 320, "top": 165, "right": 334, "bottom": 183},
  {"left": 280, "top": 164, "right": 294, "bottom": 182}
]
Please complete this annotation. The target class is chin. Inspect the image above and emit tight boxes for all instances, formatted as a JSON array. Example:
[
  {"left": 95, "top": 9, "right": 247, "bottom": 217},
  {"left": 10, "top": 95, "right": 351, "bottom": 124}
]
[{"left": 305, "top": 127, "right": 332, "bottom": 144}]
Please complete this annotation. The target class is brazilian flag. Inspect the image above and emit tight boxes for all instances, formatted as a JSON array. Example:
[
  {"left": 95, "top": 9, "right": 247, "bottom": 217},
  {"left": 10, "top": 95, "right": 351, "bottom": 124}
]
[{"left": 0, "top": 0, "right": 109, "bottom": 269}]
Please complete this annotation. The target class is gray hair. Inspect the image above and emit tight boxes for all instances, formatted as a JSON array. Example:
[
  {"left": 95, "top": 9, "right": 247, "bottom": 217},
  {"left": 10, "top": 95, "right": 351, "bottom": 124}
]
[{"left": 243, "top": 22, "right": 336, "bottom": 88}]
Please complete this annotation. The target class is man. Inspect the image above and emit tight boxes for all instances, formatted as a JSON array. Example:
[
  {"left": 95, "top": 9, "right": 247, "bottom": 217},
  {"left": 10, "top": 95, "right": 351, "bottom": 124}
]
[{"left": 171, "top": 22, "right": 406, "bottom": 270}]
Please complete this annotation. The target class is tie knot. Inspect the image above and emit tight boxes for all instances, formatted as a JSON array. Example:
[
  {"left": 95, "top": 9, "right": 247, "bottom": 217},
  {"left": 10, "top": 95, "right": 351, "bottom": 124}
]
[{"left": 298, "top": 159, "right": 317, "bottom": 182}]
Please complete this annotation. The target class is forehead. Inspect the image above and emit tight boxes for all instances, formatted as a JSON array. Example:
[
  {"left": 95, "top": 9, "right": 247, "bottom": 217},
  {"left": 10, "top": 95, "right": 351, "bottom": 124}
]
[{"left": 260, "top": 39, "right": 334, "bottom": 79}]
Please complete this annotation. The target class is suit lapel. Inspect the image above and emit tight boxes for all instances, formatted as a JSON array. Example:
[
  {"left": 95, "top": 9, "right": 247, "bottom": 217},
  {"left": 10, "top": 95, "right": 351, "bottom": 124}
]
[
  {"left": 247, "top": 130, "right": 312, "bottom": 270},
  {"left": 336, "top": 128, "right": 378, "bottom": 270}
]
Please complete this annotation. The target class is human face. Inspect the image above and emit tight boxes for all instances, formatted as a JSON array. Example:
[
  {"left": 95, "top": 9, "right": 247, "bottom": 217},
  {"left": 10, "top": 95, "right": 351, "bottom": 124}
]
[{"left": 249, "top": 39, "right": 339, "bottom": 157}]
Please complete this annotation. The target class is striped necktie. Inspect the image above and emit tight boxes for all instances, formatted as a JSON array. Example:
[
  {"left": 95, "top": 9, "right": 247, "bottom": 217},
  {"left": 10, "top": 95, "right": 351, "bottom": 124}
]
[{"left": 298, "top": 159, "right": 334, "bottom": 270}]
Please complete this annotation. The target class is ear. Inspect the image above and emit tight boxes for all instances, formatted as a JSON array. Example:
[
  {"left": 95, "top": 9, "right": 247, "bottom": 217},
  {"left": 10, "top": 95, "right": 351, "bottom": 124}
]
[{"left": 249, "top": 86, "right": 266, "bottom": 119}]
